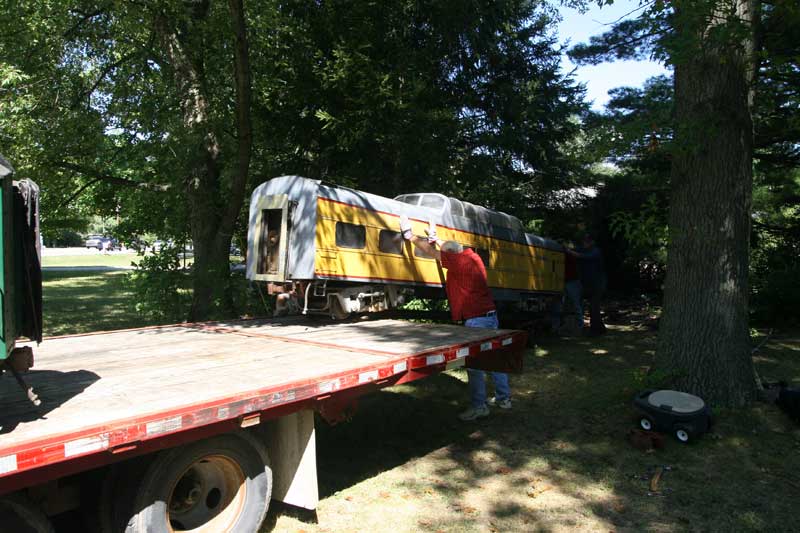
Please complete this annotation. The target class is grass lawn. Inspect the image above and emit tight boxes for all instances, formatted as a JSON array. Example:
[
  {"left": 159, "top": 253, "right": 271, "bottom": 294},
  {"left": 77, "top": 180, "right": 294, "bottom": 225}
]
[
  {"left": 42, "top": 252, "right": 142, "bottom": 269},
  {"left": 40, "top": 273, "right": 800, "bottom": 531},
  {"left": 42, "top": 271, "right": 167, "bottom": 335}
]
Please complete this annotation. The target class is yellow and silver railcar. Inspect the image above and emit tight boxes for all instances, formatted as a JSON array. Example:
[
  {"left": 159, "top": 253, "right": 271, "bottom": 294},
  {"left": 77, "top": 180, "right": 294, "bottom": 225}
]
[{"left": 246, "top": 176, "right": 564, "bottom": 317}]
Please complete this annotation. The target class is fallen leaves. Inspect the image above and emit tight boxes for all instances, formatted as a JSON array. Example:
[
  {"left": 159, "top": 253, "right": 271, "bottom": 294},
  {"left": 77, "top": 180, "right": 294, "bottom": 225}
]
[
  {"left": 611, "top": 500, "right": 627, "bottom": 514},
  {"left": 450, "top": 503, "right": 479, "bottom": 515},
  {"left": 649, "top": 466, "right": 664, "bottom": 492},
  {"left": 526, "top": 484, "right": 553, "bottom": 498}
]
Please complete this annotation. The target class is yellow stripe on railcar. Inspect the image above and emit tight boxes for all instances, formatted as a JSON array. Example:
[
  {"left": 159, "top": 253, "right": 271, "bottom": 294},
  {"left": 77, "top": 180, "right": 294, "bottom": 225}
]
[{"left": 314, "top": 198, "right": 564, "bottom": 292}]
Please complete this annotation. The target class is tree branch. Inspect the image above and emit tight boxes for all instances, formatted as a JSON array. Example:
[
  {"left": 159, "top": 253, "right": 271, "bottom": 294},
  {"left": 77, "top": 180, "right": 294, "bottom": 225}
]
[
  {"left": 52, "top": 177, "right": 103, "bottom": 212},
  {"left": 63, "top": 8, "right": 106, "bottom": 38},
  {"left": 73, "top": 50, "right": 141, "bottom": 109},
  {"left": 217, "top": 0, "right": 252, "bottom": 242},
  {"left": 55, "top": 161, "right": 171, "bottom": 191}
]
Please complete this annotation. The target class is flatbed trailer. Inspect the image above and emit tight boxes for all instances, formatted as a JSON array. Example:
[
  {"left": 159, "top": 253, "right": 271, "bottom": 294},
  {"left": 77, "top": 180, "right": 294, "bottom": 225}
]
[{"left": 0, "top": 317, "right": 524, "bottom": 532}]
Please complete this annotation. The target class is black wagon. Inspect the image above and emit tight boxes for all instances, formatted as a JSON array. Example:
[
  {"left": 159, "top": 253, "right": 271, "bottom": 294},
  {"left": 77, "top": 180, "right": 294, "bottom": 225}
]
[{"left": 633, "top": 389, "right": 712, "bottom": 443}]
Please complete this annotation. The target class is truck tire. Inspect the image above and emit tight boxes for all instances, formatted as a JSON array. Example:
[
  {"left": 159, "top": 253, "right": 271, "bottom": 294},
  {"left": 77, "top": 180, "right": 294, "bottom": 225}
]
[
  {"left": 124, "top": 432, "right": 272, "bottom": 533},
  {"left": 98, "top": 456, "right": 155, "bottom": 533},
  {"left": 0, "top": 493, "right": 54, "bottom": 533}
]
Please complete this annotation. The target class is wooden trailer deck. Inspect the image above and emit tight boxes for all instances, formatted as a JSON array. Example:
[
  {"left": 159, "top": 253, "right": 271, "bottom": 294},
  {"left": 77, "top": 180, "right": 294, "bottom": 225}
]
[{"left": 0, "top": 317, "right": 525, "bottom": 489}]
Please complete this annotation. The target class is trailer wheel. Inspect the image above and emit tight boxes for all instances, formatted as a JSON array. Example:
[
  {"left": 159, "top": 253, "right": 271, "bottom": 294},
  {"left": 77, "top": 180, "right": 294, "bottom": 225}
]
[
  {"left": 0, "top": 494, "right": 54, "bottom": 533},
  {"left": 124, "top": 432, "right": 272, "bottom": 533},
  {"left": 639, "top": 417, "right": 654, "bottom": 431}
]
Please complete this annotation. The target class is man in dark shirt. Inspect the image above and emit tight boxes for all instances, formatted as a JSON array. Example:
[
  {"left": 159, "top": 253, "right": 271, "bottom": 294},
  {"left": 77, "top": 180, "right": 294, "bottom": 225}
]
[
  {"left": 568, "top": 234, "right": 606, "bottom": 335},
  {"left": 552, "top": 245, "right": 583, "bottom": 335},
  {"left": 400, "top": 215, "right": 511, "bottom": 421}
]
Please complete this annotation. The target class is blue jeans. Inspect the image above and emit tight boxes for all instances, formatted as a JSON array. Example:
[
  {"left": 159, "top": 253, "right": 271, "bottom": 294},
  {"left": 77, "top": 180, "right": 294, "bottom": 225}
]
[{"left": 464, "top": 314, "right": 510, "bottom": 408}]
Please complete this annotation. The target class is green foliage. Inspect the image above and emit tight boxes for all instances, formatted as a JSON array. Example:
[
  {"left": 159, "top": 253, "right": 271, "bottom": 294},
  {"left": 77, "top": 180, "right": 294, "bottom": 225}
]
[
  {"left": 229, "top": 272, "right": 273, "bottom": 319},
  {"left": 750, "top": 178, "right": 800, "bottom": 325},
  {"left": 631, "top": 365, "right": 675, "bottom": 391},
  {"left": 1, "top": 0, "right": 589, "bottom": 320},
  {"left": 45, "top": 229, "right": 84, "bottom": 248},
  {"left": 126, "top": 246, "right": 190, "bottom": 322},
  {"left": 401, "top": 298, "right": 449, "bottom": 313},
  {"left": 254, "top": 0, "right": 587, "bottom": 218},
  {"left": 608, "top": 194, "right": 668, "bottom": 259},
  {"left": 570, "top": 0, "right": 800, "bottom": 319}
]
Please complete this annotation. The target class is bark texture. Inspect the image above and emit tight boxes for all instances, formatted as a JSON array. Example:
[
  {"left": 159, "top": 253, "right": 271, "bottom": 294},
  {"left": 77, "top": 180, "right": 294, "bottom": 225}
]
[
  {"left": 154, "top": 1, "right": 252, "bottom": 321},
  {"left": 656, "top": 0, "right": 760, "bottom": 407}
]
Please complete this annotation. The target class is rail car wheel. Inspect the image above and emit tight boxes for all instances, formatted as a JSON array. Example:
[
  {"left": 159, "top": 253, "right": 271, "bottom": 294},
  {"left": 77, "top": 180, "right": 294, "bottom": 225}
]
[
  {"left": 124, "top": 433, "right": 272, "bottom": 533},
  {"left": 0, "top": 493, "right": 54, "bottom": 533},
  {"left": 329, "top": 296, "right": 350, "bottom": 320}
]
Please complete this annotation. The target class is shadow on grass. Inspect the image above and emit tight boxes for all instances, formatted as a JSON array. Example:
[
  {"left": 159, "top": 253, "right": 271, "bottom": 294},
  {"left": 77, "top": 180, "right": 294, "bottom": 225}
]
[{"left": 267, "top": 327, "right": 800, "bottom": 532}]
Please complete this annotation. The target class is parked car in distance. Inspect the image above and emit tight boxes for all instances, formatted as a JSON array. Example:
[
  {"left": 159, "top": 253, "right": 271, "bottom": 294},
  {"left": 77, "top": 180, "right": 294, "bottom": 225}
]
[{"left": 85, "top": 235, "right": 118, "bottom": 250}]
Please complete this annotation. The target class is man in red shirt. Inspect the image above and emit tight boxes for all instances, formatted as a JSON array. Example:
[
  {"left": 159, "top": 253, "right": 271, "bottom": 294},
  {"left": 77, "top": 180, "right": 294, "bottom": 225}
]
[{"left": 400, "top": 216, "right": 511, "bottom": 421}]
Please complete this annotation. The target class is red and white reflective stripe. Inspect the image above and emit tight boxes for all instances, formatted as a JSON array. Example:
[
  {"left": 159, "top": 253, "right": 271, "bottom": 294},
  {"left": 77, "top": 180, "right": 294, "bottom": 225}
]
[
  {"left": 0, "top": 455, "right": 17, "bottom": 475},
  {"left": 64, "top": 434, "right": 109, "bottom": 457},
  {"left": 358, "top": 370, "right": 379, "bottom": 384},
  {"left": 425, "top": 354, "right": 445, "bottom": 366},
  {"left": 502, "top": 337, "right": 513, "bottom": 346},
  {"left": 480, "top": 341, "right": 493, "bottom": 351},
  {"left": 146, "top": 416, "right": 183, "bottom": 437},
  {"left": 456, "top": 347, "right": 470, "bottom": 358}
]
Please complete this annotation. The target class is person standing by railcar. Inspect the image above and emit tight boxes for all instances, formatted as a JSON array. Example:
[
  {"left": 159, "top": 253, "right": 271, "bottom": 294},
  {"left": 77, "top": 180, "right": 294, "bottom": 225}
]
[
  {"left": 399, "top": 216, "right": 511, "bottom": 421},
  {"left": 569, "top": 234, "right": 606, "bottom": 336},
  {"left": 553, "top": 242, "right": 583, "bottom": 335}
]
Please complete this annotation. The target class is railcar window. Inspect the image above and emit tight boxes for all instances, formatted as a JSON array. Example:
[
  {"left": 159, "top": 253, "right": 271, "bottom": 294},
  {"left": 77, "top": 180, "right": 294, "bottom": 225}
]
[
  {"left": 419, "top": 194, "right": 445, "bottom": 210},
  {"left": 472, "top": 247, "right": 490, "bottom": 267},
  {"left": 490, "top": 211, "right": 509, "bottom": 228},
  {"left": 449, "top": 198, "right": 464, "bottom": 217},
  {"left": 335, "top": 222, "right": 366, "bottom": 249},
  {"left": 463, "top": 202, "right": 478, "bottom": 220},
  {"left": 414, "top": 246, "right": 435, "bottom": 260},
  {"left": 396, "top": 194, "right": 421, "bottom": 206},
  {"left": 378, "top": 229, "right": 404, "bottom": 255}
]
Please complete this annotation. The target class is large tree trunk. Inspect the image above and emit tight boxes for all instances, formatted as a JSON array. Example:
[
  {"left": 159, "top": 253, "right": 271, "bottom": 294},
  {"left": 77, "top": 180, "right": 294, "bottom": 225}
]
[
  {"left": 656, "top": 0, "right": 760, "bottom": 406},
  {"left": 154, "top": 1, "right": 252, "bottom": 322}
]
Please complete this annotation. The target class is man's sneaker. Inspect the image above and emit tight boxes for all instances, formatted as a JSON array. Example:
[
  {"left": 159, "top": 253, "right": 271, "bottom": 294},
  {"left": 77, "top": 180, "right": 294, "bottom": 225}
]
[
  {"left": 487, "top": 397, "right": 512, "bottom": 409},
  {"left": 458, "top": 405, "right": 490, "bottom": 421}
]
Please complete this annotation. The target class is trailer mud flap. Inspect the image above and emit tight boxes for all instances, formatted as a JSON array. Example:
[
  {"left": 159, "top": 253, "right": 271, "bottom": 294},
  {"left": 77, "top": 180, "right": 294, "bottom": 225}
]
[{"left": 465, "top": 344, "right": 525, "bottom": 374}]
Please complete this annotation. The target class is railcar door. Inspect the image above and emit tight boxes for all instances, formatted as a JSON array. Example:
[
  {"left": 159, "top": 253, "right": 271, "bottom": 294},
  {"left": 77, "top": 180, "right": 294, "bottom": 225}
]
[{"left": 251, "top": 194, "right": 291, "bottom": 282}]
